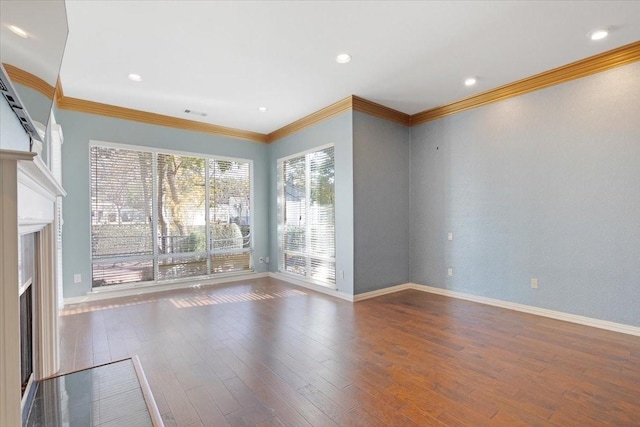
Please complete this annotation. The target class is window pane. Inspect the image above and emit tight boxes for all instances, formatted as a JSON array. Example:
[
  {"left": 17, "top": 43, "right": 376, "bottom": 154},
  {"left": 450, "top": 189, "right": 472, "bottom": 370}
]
[
  {"left": 209, "top": 159, "right": 251, "bottom": 251},
  {"left": 211, "top": 252, "right": 250, "bottom": 273},
  {"left": 310, "top": 258, "right": 335, "bottom": 283},
  {"left": 92, "top": 260, "right": 154, "bottom": 287},
  {"left": 157, "top": 154, "right": 206, "bottom": 255},
  {"left": 91, "top": 147, "right": 153, "bottom": 257},
  {"left": 158, "top": 255, "right": 208, "bottom": 281}
]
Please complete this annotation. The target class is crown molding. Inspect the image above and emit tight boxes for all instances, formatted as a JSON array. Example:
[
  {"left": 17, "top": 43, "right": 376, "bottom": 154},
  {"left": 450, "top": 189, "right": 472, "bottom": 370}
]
[
  {"left": 56, "top": 96, "right": 268, "bottom": 143},
  {"left": 411, "top": 40, "right": 640, "bottom": 126},
  {"left": 8, "top": 42, "right": 639, "bottom": 143},
  {"left": 2, "top": 63, "right": 56, "bottom": 100},
  {"left": 266, "top": 96, "right": 353, "bottom": 143},
  {"left": 352, "top": 95, "right": 411, "bottom": 126},
  {"left": 54, "top": 77, "right": 64, "bottom": 104}
]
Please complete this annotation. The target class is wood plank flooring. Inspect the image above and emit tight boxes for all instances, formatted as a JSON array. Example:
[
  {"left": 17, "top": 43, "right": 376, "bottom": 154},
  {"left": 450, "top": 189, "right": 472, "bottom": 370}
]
[{"left": 59, "top": 277, "right": 640, "bottom": 426}]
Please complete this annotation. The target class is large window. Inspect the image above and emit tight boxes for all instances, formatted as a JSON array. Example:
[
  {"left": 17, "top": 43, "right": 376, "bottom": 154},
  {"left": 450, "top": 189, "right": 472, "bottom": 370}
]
[
  {"left": 277, "top": 145, "right": 335, "bottom": 286},
  {"left": 90, "top": 142, "right": 252, "bottom": 288}
]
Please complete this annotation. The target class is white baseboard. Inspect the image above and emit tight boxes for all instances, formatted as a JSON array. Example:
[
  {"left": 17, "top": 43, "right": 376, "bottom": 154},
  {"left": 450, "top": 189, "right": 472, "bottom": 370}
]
[
  {"left": 64, "top": 272, "right": 270, "bottom": 305},
  {"left": 355, "top": 282, "right": 640, "bottom": 337},
  {"left": 353, "top": 283, "right": 414, "bottom": 301},
  {"left": 268, "top": 272, "right": 354, "bottom": 302}
]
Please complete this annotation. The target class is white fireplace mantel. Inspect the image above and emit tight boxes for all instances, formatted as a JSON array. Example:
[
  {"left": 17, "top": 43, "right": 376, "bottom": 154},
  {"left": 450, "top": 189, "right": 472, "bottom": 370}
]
[{"left": 1, "top": 147, "right": 65, "bottom": 426}]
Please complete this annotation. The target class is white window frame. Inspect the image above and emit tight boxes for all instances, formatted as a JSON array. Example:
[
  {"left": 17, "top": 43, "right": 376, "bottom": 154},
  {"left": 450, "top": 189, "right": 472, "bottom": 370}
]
[{"left": 88, "top": 140, "right": 254, "bottom": 291}]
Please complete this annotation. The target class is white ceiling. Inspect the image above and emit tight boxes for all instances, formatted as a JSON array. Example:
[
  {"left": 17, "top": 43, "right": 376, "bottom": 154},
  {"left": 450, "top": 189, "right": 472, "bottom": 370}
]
[{"left": 58, "top": 1, "right": 640, "bottom": 135}]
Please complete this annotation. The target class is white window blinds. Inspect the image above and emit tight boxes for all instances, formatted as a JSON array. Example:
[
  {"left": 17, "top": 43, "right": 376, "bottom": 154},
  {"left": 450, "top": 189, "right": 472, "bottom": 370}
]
[
  {"left": 278, "top": 145, "right": 335, "bottom": 286},
  {"left": 90, "top": 144, "right": 252, "bottom": 288}
]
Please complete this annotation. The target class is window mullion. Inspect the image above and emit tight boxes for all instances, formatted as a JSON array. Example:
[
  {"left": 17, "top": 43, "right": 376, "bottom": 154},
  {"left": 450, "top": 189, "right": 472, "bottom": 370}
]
[
  {"left": 152, "top": 152, "right": 159, "bottom": 281},
  {"left": 305, "top": 154, "right": 311, "bottom": 277},
  {"left": 205, "top": 159, "right": 211, "bottom": 275}
]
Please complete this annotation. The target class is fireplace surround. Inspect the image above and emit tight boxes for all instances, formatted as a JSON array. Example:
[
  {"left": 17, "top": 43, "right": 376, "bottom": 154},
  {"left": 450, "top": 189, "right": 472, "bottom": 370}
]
[{"left": 0, "top": 118, "right": 65, "bottom": 425}]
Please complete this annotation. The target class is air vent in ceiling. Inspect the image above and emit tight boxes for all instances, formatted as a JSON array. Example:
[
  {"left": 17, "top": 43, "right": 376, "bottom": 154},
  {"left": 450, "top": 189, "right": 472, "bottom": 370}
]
[{"left": 184, "top": 109, "right": 207, "bottom": 117}]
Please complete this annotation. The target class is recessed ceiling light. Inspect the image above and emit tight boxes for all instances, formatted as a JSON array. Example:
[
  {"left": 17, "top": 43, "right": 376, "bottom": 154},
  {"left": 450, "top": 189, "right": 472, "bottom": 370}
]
[
  {"left": 258, "top": 107, "right": 268, "bottom": 112},
  {"left": 589, "top": 29, "right": 609, "bottom": 41},
  {"left": 8, "top": 25, "right": 29, "bottom": 38},
  {"left": 128, "top": 73, "right": 143, "bottom": 82},
  {"left": 335, "top": 53, "right": 352, "bottom": 64},
  {"left": 464, "top": 77, "right": 477, "bottom": 86}
]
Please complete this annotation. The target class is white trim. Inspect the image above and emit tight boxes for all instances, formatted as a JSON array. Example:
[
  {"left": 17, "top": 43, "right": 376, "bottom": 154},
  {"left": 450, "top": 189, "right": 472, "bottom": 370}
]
[
  {"left": 64, "top": 272, "right": 270, "bottom": 305},
  {"left": 269, "top": 272, "right": 353, "bottom": 302},
  {"left": 37, "top": 224, "right": 59, "bottom": 378},
  {"left": 353, "top": 283, "right": 414, "bottom": 302},
  {"left": 353, "top": 282, "right": 640, "bottom": 337}
]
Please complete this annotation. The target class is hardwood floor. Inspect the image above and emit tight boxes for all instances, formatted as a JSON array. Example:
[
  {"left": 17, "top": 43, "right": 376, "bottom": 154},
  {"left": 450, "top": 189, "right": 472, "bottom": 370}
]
[{"left": 59, "top": 277, "right": 640, "bottom": 426}]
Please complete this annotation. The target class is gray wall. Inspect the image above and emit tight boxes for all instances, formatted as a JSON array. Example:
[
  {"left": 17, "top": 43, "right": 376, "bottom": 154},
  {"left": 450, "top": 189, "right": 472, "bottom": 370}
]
[
  {"left": 1, "top": 96, "right": 31, "bottom": 151},
  {"left": 268, "top": 111, "right": 355, "bottom": 295},
  {"left": 56, "top": 109, "right": 270, "bottom": 297},
  {"left": 410, "top": 62, "right": 640, "bottom": 326},
  {"left": 353, "top": 111, "right": 410, "bottom": 294}
]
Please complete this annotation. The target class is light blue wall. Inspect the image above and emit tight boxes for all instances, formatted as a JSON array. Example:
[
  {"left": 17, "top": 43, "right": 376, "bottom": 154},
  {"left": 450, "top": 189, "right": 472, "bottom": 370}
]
[
  {"left": 268, "top": 111, "right": 354, "bottom": 295},
  {"left": 353, "top": 111, "right": 410, "bottom": 294},
  {"left": 56, "top": 109, "right": 270, "bottom": 297},
  {"left": 410, "top": 62, "right": 640, "bottom": 326},
  {"left": 1, "top": 96, "right": 31, "bottom": 151}
]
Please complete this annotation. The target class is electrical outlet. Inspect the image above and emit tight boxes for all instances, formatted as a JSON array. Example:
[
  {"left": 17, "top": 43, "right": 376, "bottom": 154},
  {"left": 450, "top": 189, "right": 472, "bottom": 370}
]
[
  {"left": 447, "top": 268, "right": 453, "bottom": 277},
  {"left": 74, "top": 274, "right": 81, "bottom": 283},
  {"left": 340, "top": 270, "right": 345, "bottom": 279},
  {"left": 448, "top": 232, "right": 453, "bottom": 241},
  {"left": 265, "top": 256, "right": 270, "bottom": 264},
  {"left": 531, "top": 278, "right": 538, "bottom": 289}
]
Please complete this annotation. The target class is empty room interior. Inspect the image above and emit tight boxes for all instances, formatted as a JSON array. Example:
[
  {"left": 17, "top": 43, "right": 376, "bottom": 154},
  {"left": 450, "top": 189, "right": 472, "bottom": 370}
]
[{"left": 1, "top": 1, "right": 640, "bottom": 426}]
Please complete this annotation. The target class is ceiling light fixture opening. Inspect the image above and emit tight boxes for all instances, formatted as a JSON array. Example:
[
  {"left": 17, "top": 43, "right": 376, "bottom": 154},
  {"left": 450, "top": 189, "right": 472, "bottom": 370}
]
[
  {"left": 258, "top": 107, "right": 268, "bottom": 112},
  {"left": 335, "top": 53, "right": 352, "bottom": 64},
  {"left": 128, "top": 73, "right": 143, "bottom": 82},
  {"left": 464, "top": 77, "right": 477, "bottom": 87},
  {"left": 8, "top": 25, "right": 29, "bottom": 38},
  {"left": 589, "top": 29, "right": 609, "bottom": 41}
]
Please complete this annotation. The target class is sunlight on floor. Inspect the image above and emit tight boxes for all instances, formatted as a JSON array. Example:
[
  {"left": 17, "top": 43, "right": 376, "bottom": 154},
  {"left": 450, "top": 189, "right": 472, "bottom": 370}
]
[
  {"left": 61, "top": 288, "right": 308, "bottom": 315},
  {"left": 169, "top": 289, "right": 307, "bottom": 308}
]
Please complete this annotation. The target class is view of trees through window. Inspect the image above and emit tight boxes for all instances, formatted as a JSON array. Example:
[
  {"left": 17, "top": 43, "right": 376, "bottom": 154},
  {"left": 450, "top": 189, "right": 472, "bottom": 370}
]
[
  {"left": 278, "top": 145, "right": 335, "bottom": 286},
  {"left": 90, "top": 144, "right": 251, "bottom": 287}
]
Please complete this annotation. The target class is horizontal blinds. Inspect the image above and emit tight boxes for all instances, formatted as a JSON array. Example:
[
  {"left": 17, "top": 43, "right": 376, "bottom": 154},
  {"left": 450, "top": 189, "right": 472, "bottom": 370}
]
[
  {"left": 278, "top": 146, "right": 335, "bottom": 285},
  {"left": 308, "top": 147, "right": 335, "bottom": 283},
  {"left": 90, "top": 146, "right": 153, "bottom": 258}
]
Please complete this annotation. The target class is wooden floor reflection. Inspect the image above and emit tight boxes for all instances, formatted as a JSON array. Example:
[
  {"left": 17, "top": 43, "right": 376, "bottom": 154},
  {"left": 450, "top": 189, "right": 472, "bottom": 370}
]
[{"left": 60, "top": 277, "right": 640, "bottom": 426}]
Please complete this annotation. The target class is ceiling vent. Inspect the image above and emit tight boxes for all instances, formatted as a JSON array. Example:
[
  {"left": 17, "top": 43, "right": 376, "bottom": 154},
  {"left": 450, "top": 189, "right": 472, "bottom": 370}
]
[{"left": 184, "top": 109, "right": 207, "bottom": 117}]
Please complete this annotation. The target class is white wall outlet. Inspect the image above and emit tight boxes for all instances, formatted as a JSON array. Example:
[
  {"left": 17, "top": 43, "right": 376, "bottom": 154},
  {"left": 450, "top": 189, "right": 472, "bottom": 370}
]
[
  {"left": 265, "top": 256, "right": 270, "bottom": 264},
  {"left": 447, "top": 268, "right": 453, "bottom": 277},
  {"left": 448, "top": 232, "right": 453, "bottom": 241},
  {"left": 259, "top": 257, "right": 264, "bottom": 263},
  {"left": 531, "top": 278, "right": 538, "bottom": 289},
  {"left": 73, "top": 274, "right": 81, "bottom": 283},
  {"left": 340, "top": 270, "right": 345, "bottom": 279}
]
